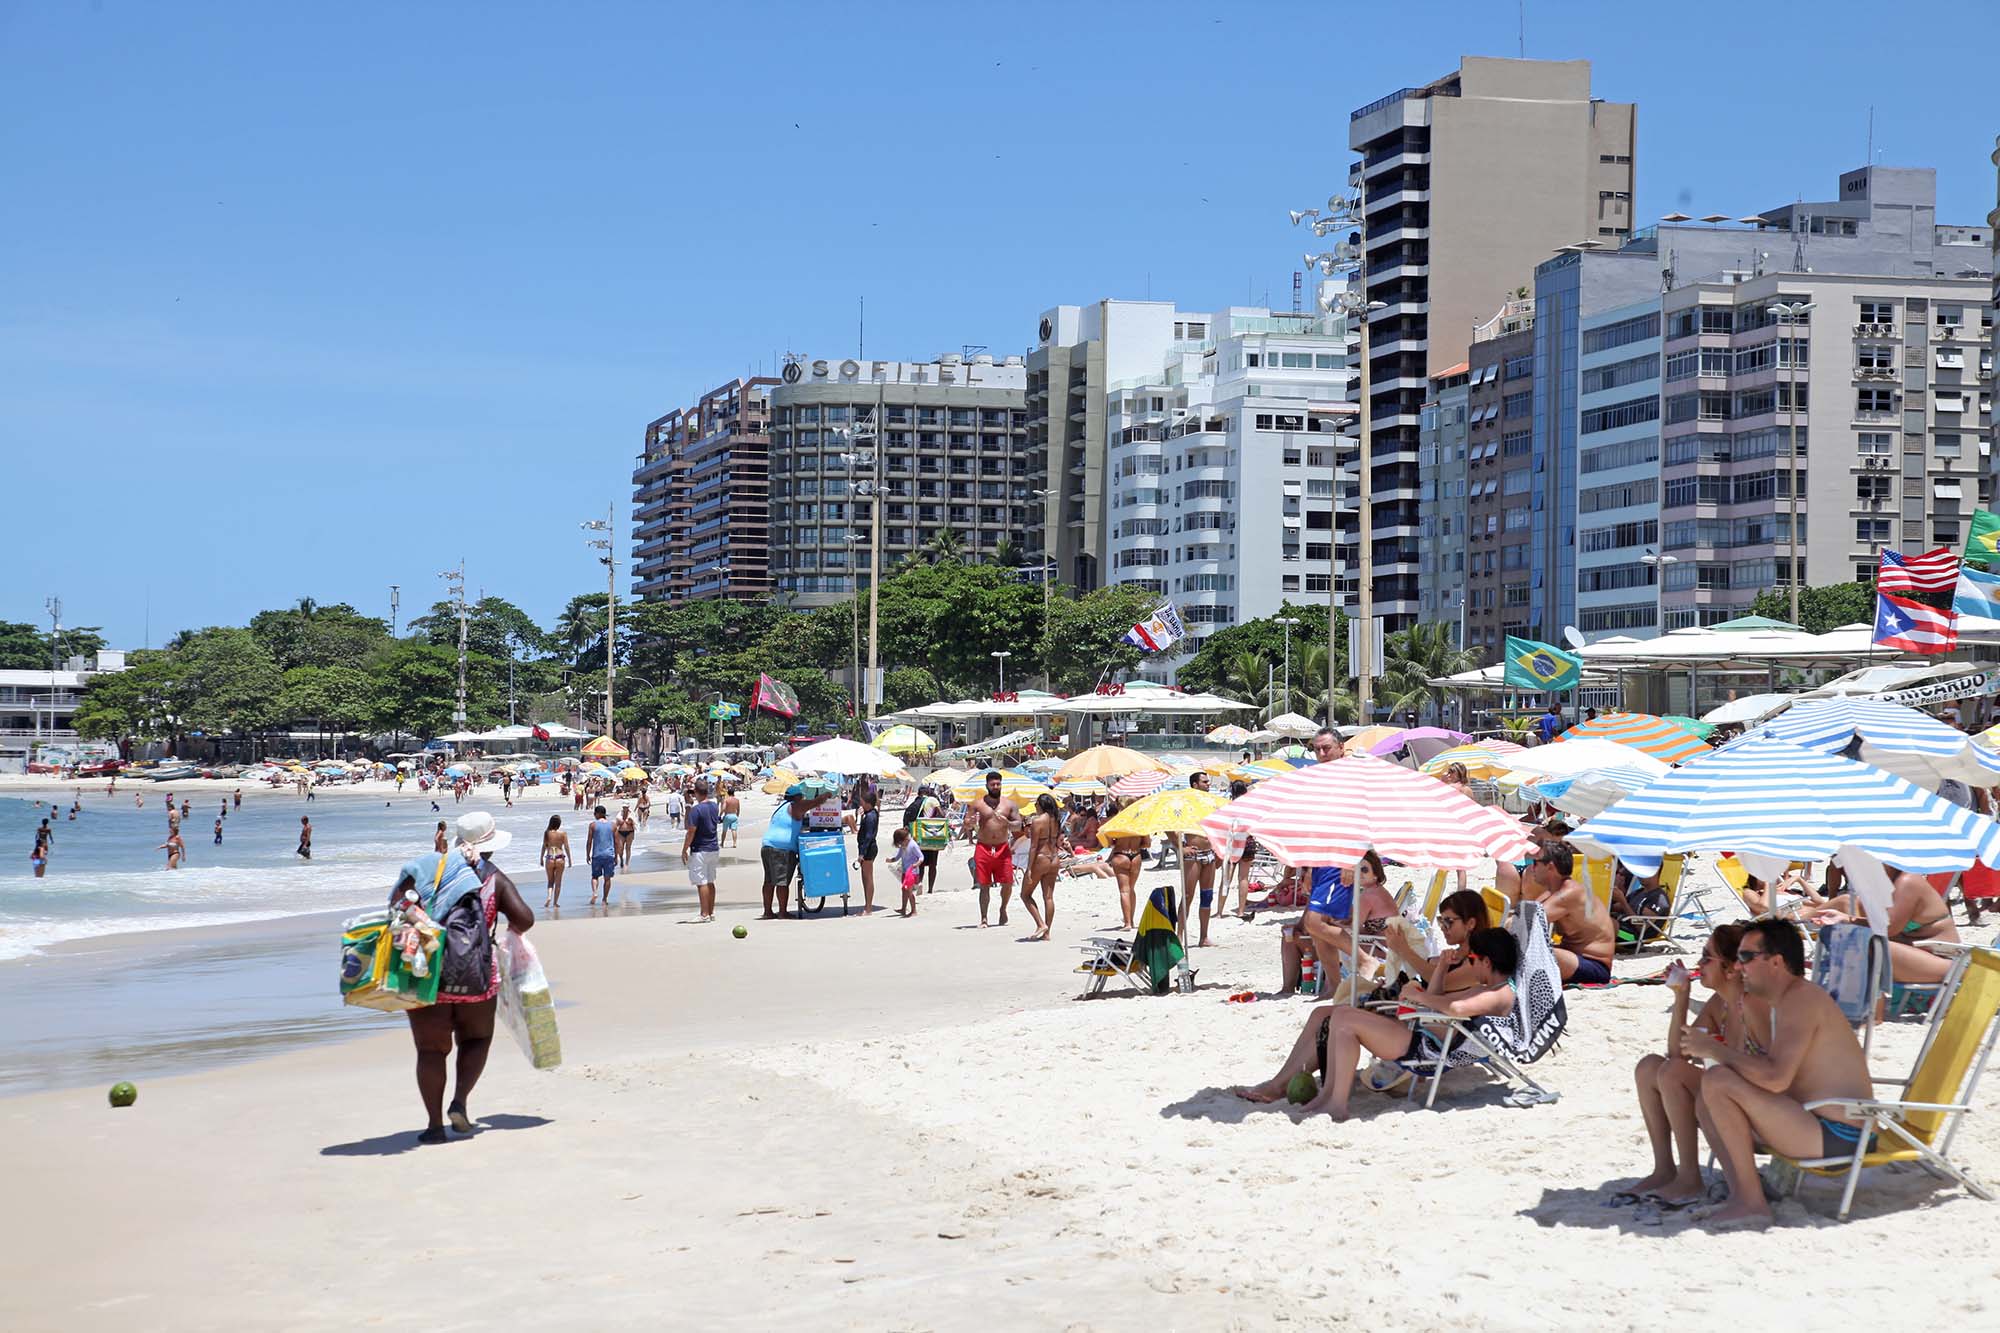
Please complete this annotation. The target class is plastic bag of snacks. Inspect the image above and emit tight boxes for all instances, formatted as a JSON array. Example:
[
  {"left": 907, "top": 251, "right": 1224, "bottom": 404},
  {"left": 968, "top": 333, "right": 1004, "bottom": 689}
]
[
  {"left": 339, "top": 909, "right": 441, "bottom": 1011},
  {"left": 495, "top": 925, "right": 561, "bottom": 1069}
]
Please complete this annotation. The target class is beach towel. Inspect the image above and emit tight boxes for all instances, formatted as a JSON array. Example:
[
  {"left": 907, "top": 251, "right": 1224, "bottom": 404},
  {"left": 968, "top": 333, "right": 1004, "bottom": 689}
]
[
  {"left": 1131, "top": 883, "right": 1185, "bottom": 994},
  {"left": 1471, "top": 900, "right": 1567, "bottom": 1062},
  {"left": 1813, "top": 921, "right": 1888, "bottom": 1025}
]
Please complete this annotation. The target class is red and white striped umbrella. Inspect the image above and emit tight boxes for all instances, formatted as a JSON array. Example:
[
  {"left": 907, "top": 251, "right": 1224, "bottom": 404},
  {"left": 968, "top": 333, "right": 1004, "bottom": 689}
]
[
  {"left": 1201, "top": 752, "right": 1535, "bottom": 870},
  {"left": 1478, "top": 738, "right": 1526, "bottom": 755},
  {"left": 1111, "top": 770, "right": 1174, "bottom": 799}
]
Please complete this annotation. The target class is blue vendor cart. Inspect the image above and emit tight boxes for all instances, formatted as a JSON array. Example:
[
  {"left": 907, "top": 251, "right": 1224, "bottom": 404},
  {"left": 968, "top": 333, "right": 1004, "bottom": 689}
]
[{"left": 797, "top": 828, "right": 851, "bottom": 915}]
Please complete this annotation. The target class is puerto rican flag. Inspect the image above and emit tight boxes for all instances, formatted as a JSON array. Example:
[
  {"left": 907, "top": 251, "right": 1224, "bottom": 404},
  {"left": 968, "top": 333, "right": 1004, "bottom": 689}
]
[
  {"left": 1878, "top": 547, "right": 1961, "bottom": 594},
  {"left": 1123, "top": 602, "right": 1187, "bottom": 654},
  {"left": 1874, "top": 591, "right": 1959, "bottom": 655}
]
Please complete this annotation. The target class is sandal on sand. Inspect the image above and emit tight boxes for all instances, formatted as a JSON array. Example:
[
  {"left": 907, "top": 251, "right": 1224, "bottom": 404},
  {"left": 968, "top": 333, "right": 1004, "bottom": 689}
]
[{"left": 447, "top": 1103, "right": 474, "bottom": 1135}]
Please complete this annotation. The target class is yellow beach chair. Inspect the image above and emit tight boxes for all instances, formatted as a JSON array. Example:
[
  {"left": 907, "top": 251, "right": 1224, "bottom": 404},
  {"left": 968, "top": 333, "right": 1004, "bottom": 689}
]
[
  {"left": 1774, "top": 946, "right": 2000, "bottom": 1219},
  {"left": 1616, "top": 853, "right": 1708, "bottom": 953}
]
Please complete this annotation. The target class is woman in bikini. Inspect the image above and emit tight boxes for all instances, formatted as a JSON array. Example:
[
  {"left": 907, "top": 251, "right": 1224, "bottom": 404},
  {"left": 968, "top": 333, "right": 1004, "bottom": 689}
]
[
  {"left": 1020, "top": 793, "right": 1062, "bottom": 941},
  {"left": 1810, "top": 864, "right": 1961, "bottom": 986},
  {"left": 540, "top": 814, "right": 572, "bottom": 909},
  {"left": 1618, "top": 922, "right": 1767, "bottom": 1211},
  {"left": 1103, "top": 799, "right": 1145, "bottom": 931}
]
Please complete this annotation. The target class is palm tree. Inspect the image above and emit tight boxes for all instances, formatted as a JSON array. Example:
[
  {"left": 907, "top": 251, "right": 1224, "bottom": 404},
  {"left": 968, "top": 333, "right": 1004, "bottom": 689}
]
[
  {"left": 924, "top": 528, "right": 965, "bottom": 565},
  {"left": 1221, "top": 651, "right": 1272, "bottom": 712},
  {"left": 991, "top": 537, "right": 1026, "bottom": 569},
  {"left": 1291, "top": 642, "right": 1356, "bottom": 726},
  {"left": 1376, "top": 621, "right": 1478, "bottom": 727}
]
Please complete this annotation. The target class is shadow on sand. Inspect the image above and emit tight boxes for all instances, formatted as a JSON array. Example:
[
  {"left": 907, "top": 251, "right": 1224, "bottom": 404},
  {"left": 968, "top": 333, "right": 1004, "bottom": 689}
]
[{"left": 321, "top": 1113, "right": 553, "bottom": 1158}]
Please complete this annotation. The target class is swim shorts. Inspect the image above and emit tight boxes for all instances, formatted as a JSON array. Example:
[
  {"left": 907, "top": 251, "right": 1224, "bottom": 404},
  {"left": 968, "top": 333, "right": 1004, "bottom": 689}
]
[
  {"left": 688, "top": 849, "right": 719, "bottom": 886},
  {"left": 591, "top": 853, "right": 617, "bottom": 880},
  {"left": 1818, "top": 1114, "right": 1878, "bottom": 1158},
  {"left": 1569, "top": 955, "right": 1612, "bottom": 986},
  {"left": 722, "top": 813, "right": 740, "bottom": 831},
  {"left": 761, "top": 846, "right": 798, "bottom": 886},
  {"left": 973, "top": 842, "right": 1014, "bottom": 885}
]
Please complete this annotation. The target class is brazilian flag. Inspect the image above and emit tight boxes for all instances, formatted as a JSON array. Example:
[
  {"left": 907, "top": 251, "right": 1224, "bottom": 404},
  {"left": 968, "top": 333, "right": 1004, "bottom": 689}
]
[
  {"left": 1503, "top": 635, "right": 1583, "bottom": 691},
  {"left": 1132, "top": 885, "right": 1185, "bottom": 994},
  {"left": 1964, "top": 510, "right": 2000, "bottom": 569}
]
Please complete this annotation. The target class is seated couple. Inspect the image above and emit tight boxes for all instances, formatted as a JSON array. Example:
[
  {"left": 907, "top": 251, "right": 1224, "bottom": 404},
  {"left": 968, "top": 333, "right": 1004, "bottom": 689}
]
[
  {"left": 1276, "top": 851, "right": 1438, "bottom": 1000},
  {"left": 1237, "top": 911, "right": 1519, "bottom": 1120},
  {"left": 1619, "top": 917, "right": 1872, "bottom": 1230}
]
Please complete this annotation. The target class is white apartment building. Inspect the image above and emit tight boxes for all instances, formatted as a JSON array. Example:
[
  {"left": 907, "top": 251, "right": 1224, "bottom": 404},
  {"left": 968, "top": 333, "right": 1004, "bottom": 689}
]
[
  {"left": 1573, "top": 299, "right": 1666, "bottom": 639},
  {"left": 1099, "top": 307, "right": 1357, "bottom": 677}
]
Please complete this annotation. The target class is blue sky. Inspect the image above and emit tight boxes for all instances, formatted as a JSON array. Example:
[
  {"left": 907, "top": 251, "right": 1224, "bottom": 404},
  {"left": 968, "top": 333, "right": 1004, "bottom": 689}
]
[{"left": 4, "top": 1, "right": 1992, "bottom": 648}]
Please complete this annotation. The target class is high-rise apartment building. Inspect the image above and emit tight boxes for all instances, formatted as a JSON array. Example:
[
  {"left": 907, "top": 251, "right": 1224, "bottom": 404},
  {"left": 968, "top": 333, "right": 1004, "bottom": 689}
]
[
  {"left": 1415, "top": 364, "right": 1471, "bottom": 635},
  {"left": 1097, "top": 307, "right": 1356, "bottom": 671},
  {"left": 767, "top": 354, "right": 1030, "bottom": 608},
  {"left": 1348, "top": 57, "right": 1636, "bottom": 629},
  {"left": 1452, "top": 307, "right": 1535, "bottom": 651},
  {"left": 632, "top": 378, "right": 778, "bottom": 603},
  {"left": 1027, "top": 301, "right": 1208, "bottom": 592},
  {"left": 1572, "top": 298, "right": 1665, "bottom": 639}
]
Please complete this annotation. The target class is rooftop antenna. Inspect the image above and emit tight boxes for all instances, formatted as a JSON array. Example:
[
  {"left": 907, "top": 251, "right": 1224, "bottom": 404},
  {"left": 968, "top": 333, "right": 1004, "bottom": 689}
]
[
  {"left": 858, "top": 296, "right": 864, "bottom": 359},
  {"left": 1866, "top": 105, "right": 1873, "bottom": 169},
  {"left": 1518, "top": 0, "right": 1526, "bottom": 56}
]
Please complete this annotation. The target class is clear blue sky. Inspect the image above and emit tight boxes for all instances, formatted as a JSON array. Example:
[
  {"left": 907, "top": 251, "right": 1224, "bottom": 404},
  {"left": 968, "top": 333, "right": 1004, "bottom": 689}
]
[{"left": 4, "top": 1, "right": 1992, "bottom": 648}]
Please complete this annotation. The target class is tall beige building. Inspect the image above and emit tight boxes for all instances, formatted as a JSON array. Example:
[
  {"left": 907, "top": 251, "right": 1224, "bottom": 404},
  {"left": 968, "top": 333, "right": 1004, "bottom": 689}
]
[{"left": 1347, "top": 57, "right": 1636, "bottom": 625}]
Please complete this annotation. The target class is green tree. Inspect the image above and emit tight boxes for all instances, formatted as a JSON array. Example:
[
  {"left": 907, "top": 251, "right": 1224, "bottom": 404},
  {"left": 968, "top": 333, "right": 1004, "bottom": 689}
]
[
  {"left": 1042, "top": 585, "right": 1155, "bottom": 693},
  {"left": 250, "top": 600, "right": 390, "bottom": 672},
  {"left": 0, "top": 620, "right": 108, "bottom": 670},
  {"left": 881, "top": 666, "right": 941, "bottom": 712},
  {"left": 1745, "top": 583, "right": 1874, "bottom": 636},
  {"left": 407, "top": 596, "right": 552, "bottom": 662},
  {"left": 990, "top": 537, "right": 1026, "bottom": 569},
  {"left": 279, "top": 664, "right": 374, "bottom": 745},
  {"left": 71, "top": 651, "right": 192, "bottom": 746},
  {"left": 1376, "top": 621, "right": 1478, "bottom": 726},
  {"left": 1179, "top": 604, "right": 1345, "bottom": 701},
  {"left": 923, "top": 528, "right": 965, "bottom": 565},
  {"left": 176, "top": 628, "right": 286, "bottom": 737},
  {"left": 365, "top": 641, "right": 470, "bottom": 738}
]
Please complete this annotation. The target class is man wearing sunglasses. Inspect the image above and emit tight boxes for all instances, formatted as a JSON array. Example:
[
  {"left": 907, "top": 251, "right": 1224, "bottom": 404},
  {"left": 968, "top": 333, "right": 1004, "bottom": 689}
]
[{"left": 1682, "top": 918, "right": 1872, "bottom": 1231}]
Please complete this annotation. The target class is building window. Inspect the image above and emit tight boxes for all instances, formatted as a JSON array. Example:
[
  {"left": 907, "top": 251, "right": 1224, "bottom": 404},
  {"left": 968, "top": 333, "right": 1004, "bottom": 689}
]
[{"left": 1857, "top": 387, "right": 1895, "bottom": 413}]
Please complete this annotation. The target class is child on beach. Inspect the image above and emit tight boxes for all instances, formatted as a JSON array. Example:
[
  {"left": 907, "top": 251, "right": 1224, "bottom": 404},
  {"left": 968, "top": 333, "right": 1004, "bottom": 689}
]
[{"left": 892, "top": 827, "right": 924, "bottom": 917}]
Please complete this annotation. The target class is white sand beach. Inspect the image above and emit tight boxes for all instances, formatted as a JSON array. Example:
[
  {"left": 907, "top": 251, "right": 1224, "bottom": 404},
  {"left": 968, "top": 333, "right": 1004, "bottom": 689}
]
[{"left": 4, "top": 791, "right": 2000, "bottom": 1330}]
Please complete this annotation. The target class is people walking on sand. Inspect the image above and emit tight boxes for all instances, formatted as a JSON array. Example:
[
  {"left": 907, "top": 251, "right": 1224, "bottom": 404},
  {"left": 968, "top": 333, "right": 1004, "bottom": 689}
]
[
  {"left": 892, "top": 827, "right": 924, "bottom": 917},
  {"left": 681, "top": 778, "right": 721, "bottom": 922},
  {"left": 1180, "top": 771, "right": 1219, "bottom": 947},
  {"left": 962, "top": 769, "right": 1024, "bottom": 928},
  {"left": 665, "top": 785, "right": 684, "bottom": 829},
  {"left": 391, "top": 812, "right": 534, "bottom": 1144},
  {"left": 615, "top": 804, "right": 637, "bottom": 871},
  {"left": 540, "top": 814, "right": 572, "bottom": 909},
  {"left": 636, "top": 786, "right": 651, "bottom": 831},
  {"left": 586, "top": 804, "right": 618, "bottom": 905},
  {"left": 297, "top": 815, "right": 313, "bottom": 860},
  {"left": 720, "top": 784, "right": 741, "bottom": 848},
  {"left": 1020, "top": 792, "right": 1061, "bottom": 941}
]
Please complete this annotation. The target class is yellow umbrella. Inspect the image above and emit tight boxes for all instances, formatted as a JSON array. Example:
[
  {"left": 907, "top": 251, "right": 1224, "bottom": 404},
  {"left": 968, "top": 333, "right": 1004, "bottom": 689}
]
[
  {"left": 580, "top": 736, "right": 630, "bottom": 759},
  {"left": 872, "top": 724, "right": 938, "bottom": 756},
  {"left": 759, "top": 767, "right": 798, "bottom": 796},
  {"left": 951, "top": 769, "right": 1052, "bottom": 803},
  {"left": 1095, "top": 787, "right": 1228, "bottom": 845},
  {"left": 1346, "top": 725, "right": 1400, "bottom": 754},
  {"left": 621, "top": 768, "right": 649, "bottom": 783},
  {"left": 1054, "top": 745, "right": 1172, "bottom": 783},
  {"left": 1420, "top": 744, "right": 1513, "bottom": 781}
]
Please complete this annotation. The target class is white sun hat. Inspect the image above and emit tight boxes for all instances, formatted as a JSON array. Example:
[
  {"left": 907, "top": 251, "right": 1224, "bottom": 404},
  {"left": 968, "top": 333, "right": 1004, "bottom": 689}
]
[{"left": 455, "top": 810, "right": 513, "bottom": 854}]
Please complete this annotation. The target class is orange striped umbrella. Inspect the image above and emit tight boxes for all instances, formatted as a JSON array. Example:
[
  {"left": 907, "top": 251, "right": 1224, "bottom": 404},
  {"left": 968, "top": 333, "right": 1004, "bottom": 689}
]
[{"left": 1553, "top": 712, "right": 1710, "bottom": 764}]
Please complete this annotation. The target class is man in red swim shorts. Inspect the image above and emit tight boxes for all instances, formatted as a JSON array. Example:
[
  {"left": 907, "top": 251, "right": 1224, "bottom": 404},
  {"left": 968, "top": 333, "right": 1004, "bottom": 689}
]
[{"left": 962, "top": 768, "right": 1023, "bottom": 928}]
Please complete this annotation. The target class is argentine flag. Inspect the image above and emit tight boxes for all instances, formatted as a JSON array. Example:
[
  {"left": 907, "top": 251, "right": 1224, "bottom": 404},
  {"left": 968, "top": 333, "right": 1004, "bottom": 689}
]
[{"left": 1954, "top": 564, "right": 2000, "bottom": 621}]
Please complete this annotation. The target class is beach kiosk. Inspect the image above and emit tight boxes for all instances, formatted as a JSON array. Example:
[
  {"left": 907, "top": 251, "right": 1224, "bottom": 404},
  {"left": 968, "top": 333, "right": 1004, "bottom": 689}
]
[{"left": 797, "top": 797, "right": 851, "bottom": 915}]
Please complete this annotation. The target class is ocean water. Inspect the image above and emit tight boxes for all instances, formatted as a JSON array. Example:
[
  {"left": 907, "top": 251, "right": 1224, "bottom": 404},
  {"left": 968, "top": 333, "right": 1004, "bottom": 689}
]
[{"left": 0, "top": 787, "right": 616, "bottom": 961}]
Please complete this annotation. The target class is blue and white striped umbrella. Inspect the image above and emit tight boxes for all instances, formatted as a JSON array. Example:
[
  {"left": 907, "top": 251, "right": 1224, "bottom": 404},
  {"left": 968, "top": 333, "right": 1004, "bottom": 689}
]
[
  {"left": 1526, "top": 765, "right": 1661, "bottom": 822},
  {"left": 1736, "top": 697, "right": 2000, "bottom": 791},
  {"left": 1569, "top": 733, "right": 2000, "bottom": 883}
]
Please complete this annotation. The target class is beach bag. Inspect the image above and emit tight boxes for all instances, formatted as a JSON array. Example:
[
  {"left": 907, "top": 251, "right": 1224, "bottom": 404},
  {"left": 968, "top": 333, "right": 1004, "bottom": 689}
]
[
  {"left": 339, "top": 911, "right": 441, "bottom": 1011},
  {"left": 913, "top": 816, "right": 951, "bottom": 851},
  {"left": 495, "top": 925, "right": 562, "bottom": 1070}
]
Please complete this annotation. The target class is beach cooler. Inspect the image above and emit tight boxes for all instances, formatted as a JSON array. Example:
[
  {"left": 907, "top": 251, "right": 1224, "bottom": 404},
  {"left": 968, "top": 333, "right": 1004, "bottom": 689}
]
[{"left": 797, "top": 829, "right": 851, "bottom": 915}]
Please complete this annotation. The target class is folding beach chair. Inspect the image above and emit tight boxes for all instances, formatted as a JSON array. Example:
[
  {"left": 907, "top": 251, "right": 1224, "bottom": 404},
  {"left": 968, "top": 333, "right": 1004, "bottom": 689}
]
[
  {"left": 1774, "top": 946, "right": 2000, "bottom": 1219},
  {"left": 1480, "top": 885, "right": 1511, "bottom": 929},
  {"left": 1077, "top": 883, "right": 1193, "bottom": 998},
  {"left": 1394, "top": 869, "right": 1447, "bottom": 918},
  {"left": 1388, "top": 900, "right": 1567, "bottom": 1109},
  {"left": 1616, "top": 854, "right": 1710, "bottom": 954}
]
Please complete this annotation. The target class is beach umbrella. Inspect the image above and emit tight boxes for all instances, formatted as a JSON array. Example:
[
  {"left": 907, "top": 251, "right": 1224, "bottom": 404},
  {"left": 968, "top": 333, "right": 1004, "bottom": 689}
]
[
  {"left": 395, "top": 760, "right": 413, "bottom": 770},
  {"left": 1703, "top": 693, "right": 1796, "bottom": 728},
  {"left": 923, "top": 766, "right": 971, "bottom": 791},
  {"left": 1051, "top": 776, "right": 1109, "bottom": 796},
  {"left": 1662, "top": 714, "right": 1716, "bottom": 741},
  {"left": 759, "top": 767, "right": 799, "bottom": 796},
  {"left": 1274, "top": 744, "right": 1311, "bottom": 760},
  {"left": 1554, "top": 712, "right": 1711, "bottom": 764},
  {"left": 785, "top": 736, "right": 910, "bottom": 778},
  {"left": 1740, "top": 697, "right": 2000, "bottom": 792},
  {"left": 872, "top": 724, "right": 938, "bottom": 756},
  {"left": 1504, "top": 738, "right": 1671, "bottom": 781},
  {"left": 1206, "top": 724, "right": 1253, "bottom": 745},
  {"left": 1111, "top": 769, "right": 1175, "bottom": 799},
  {"left": 442, "top": 765, "right": 471, "bottom": 777},
  {"left": 621, "top": 768, "right": 649, "bottom": 783},
  {"left": 1245, "top": 728, "right": 1280, "bottom": 744},
  {"left": 1569, "top": 733, "right": 2000, "bottom": 931},
  {"left": 1202, "top": 752, "right": 1535, "bottom": 871},
  {"left": 1243, "top": 757, "right": 1308, "bottom": 778},
  {"left": 1420, "top": 744, "right": 1514, "bottom": 781},
  {"left": 1347, "top": 724, "right": 1401, "bottom": 754},
  {"left": 1525, "top": 766, "right": 1661, "bottom": 822},
  {"left": 1366, "top": 726, "right": 1473, "bottom": 764},
  {"left": 951, "top": 769, "right": 1052, "bottom": 803},
  {"left": 1054, "top": 745, "right": 1172, "bottom": 782},
  {"left": 1264, "top": 712, "right": 1320, "bottom": 739},
  {"left": 1477, "top": 738, "right": 1527, "bottom": 755},
  {"left": 1096, "top": 788, "right": 1228, "bottom": 844},
  {"left": 580, "top": 736, "right": 630, "bottom": 760}
]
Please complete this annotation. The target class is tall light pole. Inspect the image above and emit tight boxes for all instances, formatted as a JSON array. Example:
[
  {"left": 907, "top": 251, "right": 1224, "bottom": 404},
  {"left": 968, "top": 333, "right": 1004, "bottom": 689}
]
[
  {"left": 838, "top": 423, "right": 882, "bottom": 716},
  {"left": 1640, "top": 547, "right": 1680, "bottom": 650},
  {"left": 1033, "top": 487, "right": 1057, "bottom": 689},
  {"left": 992, "top": 650, "right": 1011, "bottom": 695},
  {"left": 1274, "top": 616, "right": 1300, "bottom": 717},
  {"left": 1769, "top": 300, "right": 1816, "bottom": 624},
  {"left": 583, "top": 507, "right": 616, "bottom": 740},
  {"left": 437, "top": 564, "right": 467, "bottom": 731},
  {"left": 389, "top": 584, "right": 400, "bottom": 639}
]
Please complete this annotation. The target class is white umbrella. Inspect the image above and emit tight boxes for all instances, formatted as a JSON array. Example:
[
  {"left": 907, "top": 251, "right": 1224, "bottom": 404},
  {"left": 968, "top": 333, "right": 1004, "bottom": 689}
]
[
  {"left": 1502, "top": 738, "right": 1670, "bottom": 781},
  {"left": 1701, "top": 693, "right": 1796, "bottom": 727},
  {"left": 784, "top": 737, "right": 910, "bottom": 777},
  {"left": 1264, "top": 712, "right": 1320, "bottom": 739}
]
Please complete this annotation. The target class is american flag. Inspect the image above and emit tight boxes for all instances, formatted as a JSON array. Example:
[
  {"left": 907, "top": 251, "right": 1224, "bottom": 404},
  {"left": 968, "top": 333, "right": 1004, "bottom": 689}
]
[
  {"left": 1873, "top": 591, "right": 1959, "bottom": 655},
  {"left": 1877, "top": 547, "right": 1961, "bottom": 593}
]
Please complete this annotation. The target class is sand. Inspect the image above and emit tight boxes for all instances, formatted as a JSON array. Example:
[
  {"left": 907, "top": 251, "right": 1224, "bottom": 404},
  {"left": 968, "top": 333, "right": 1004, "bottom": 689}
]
[{"left": 4, "top": 801, "right": 2000, "bottom": 1330}]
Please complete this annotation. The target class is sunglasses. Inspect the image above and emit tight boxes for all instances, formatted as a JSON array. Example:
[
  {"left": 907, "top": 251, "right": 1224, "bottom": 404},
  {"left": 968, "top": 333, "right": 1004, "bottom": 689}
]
[
  {"left": 1736, "top": 948, "right": 1768, "bottom": 963},
  {"left": 1437, "top": 912, "right": 1462, "bottom": 927}
]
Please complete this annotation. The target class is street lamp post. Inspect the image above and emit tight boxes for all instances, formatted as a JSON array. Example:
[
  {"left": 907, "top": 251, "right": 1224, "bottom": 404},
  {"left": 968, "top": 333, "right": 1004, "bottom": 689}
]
[
  {"left": 1640, "top": 549, "right": 1680, "bottom": 704},
  {"left": 1033, "top": 488, "right": 1057, "bottom": 689},
  {"left": 1274, "top": 616, "right": 1300, "bottom": 717},
  {"left": 583, "top": 508, "right": 617, "bottom": 742},
  {"left": 992, "top": 650, "right": 1011, "bottom": 695},
  {"left": 1769, "top": 301, "right": 1816, "bottom": 625}
]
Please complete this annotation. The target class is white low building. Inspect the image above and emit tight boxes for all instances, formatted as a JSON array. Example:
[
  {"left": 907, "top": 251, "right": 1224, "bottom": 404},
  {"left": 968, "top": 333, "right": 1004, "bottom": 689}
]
[{"left": 0, "top": 651, "right": 128, "bottom": 765}]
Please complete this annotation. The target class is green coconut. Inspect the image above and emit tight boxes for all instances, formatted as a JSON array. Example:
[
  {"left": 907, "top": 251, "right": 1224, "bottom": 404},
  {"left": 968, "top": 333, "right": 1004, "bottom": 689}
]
[
  {"left": 732, "top": 925, "right": 748, "bottom": 939},
  {"left": 1285, "top": 1071, "right": 1318, "bottom": 1105},
  {"left": 108, "top": 1081, "right": 138, "bottom": 1108}
]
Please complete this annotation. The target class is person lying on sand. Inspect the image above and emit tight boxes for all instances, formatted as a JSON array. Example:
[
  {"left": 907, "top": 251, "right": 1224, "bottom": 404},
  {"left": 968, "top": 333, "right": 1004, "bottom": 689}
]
[
  {"left": 1687, "top": 918, "right": 1872, "bottom": 1231},
  {"left": 1236, "top": 926, "right": 1518, "bottom": 1121}
]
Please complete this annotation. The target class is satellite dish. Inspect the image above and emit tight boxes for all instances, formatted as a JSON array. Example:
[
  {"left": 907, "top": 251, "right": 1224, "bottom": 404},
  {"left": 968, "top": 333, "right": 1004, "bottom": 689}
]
[{"left": 1562, "top": 626, "right": 1586, "bottom": 651}]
